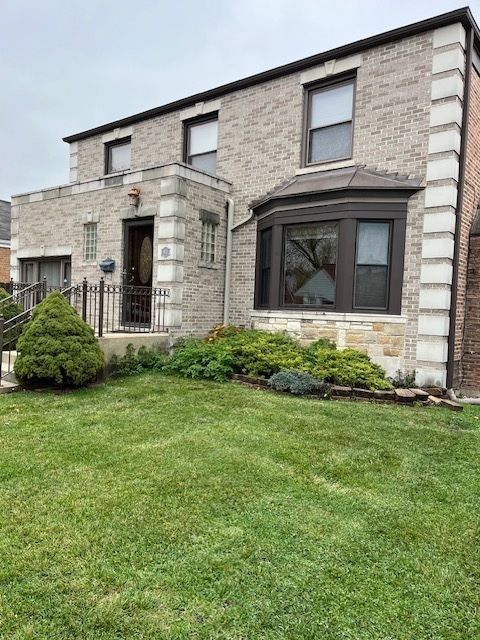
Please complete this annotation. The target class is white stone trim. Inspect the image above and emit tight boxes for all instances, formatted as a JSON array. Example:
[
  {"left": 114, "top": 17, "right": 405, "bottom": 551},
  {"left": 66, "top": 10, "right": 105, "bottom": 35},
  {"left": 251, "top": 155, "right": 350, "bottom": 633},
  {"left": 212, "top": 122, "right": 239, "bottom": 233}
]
[
  {"left": 158, "top": 195, "right": 187, "bottom": 219},
  {"left": 179, "top": 98, "right": 221, "bottom": 121},
  {"left": 157, "top": 242, "right": 184, "bottom": 261},
  {"left": 418, "top": 315, "right": 450, "bottom": 336},
  {"left": 250, "top": 309, "right": 406, "bottom": 324},
  {"left": 419, "top": 288, "right": 451, "bottom": 310},
  {"left": 157, "top": 264, "right": 184, "bottom": 283},
  {"left": 432, "top": 23, "right": 466, "bottom": 49},
  {"left": 432, "top": 48, "right": 465, "bottom": 75},
  {"left": 431, "top": 74, "right": 464, "bottom": 101},
  {"left": 429, "top": 100, "right": 463, "bottom": 128},
  {"left": 300, "top": 53, "right": 362, "bottom": 85},
  {"left": 424, "top": 184, "right": 457, "bottom": 208},
  {"left": 428, "top": 129, "right": 461, "bottom": 154},
  {"left": 101, "top": 125, "right": 133, "bottom": 143},
  {"left": 421, "top": 237, "right": 455, "bottom": 259},
  {"left": 420, "top": 263, "right": 453, "bottom": 284},
  {"left": 423, "top": 211, "right": 456, "bottom": 234},
  {"left": 157, "top": 219, "right": 185, "bottom": 241},
  {"left": 415, "top": 368, "right": 447, "bottom": 387},
  {"left": 17, "top": 245, "right": 72, "bottom": 259},
  {"left": 417, "top": 340, "right": 448, "bottom": 363},
  {"left": 426, "top": 157, "right": 459, "bottom": 182}
]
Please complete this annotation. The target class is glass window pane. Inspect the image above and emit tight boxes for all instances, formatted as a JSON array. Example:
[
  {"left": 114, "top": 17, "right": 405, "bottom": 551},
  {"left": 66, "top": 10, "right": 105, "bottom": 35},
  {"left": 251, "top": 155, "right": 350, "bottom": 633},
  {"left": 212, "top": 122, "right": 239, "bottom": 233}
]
[
  {"left": 109, "top": 142, "right": 131, "bottom": 173},
  {"left": 284, "top": 223, "right": 337, "bottom": 306},
  {"left": 190, "top": 151, "right": 217, "bottom": 175},
  {"left": 355, "top": 265, "right": 388, "bottom": 309},
  {"left": 189, "top": 120, "right": 218, "bottom": 155},
  {"left": 259, "top": 228, "right": 271, "bottom": 305},
  {"left": 309, "top": 122, "right": 352, "bottom": 163},
  {"left": 357, "top": 222, "right": 390, "bottom": 265},
  {"left": 311, "top": 83, "right": 354, "bottom": 128}
]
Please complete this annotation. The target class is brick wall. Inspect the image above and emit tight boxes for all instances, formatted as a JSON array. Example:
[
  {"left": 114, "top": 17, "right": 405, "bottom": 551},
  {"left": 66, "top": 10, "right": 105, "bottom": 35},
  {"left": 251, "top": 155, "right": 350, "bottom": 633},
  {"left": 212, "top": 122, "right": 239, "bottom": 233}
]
[
  {"left": 459, "top": 67, "right": 480, "bottom": 389},
  {"left": 0, "top": 247, "right": 10, "bottom": 281}
]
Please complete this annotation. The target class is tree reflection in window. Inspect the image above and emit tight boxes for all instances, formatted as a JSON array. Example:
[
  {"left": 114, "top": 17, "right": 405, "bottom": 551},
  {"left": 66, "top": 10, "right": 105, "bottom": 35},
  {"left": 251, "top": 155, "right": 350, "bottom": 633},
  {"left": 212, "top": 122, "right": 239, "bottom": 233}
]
[{"left": 283, "top": 223, "right": 338, "bottom": 306}]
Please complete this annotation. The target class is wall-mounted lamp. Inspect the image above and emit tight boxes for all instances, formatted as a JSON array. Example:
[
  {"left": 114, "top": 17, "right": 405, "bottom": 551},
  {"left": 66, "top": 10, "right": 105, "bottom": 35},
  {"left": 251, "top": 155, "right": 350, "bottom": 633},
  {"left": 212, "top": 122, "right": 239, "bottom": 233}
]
[{"left": 128, "top": 186, "right": 141, "bottom": 208}]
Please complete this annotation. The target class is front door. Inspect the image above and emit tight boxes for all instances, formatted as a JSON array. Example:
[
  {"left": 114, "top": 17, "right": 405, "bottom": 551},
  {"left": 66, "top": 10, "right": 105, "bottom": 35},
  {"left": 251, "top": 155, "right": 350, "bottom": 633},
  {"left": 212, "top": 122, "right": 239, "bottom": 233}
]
[{"left": 123, "top": 219, "right": 154, "bottom": 326}]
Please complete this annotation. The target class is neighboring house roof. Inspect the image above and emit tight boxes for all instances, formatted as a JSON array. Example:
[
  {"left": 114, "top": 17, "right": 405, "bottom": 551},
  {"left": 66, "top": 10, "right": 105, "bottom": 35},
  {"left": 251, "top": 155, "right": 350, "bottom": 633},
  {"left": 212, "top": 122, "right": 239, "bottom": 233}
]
[
  {"left": 250, "top": 165, "right": 425, "bottom": 211},
  {"left": 63, "top": 7, "right": 480, "bottom": 143},
  {"left": 0, "top": 200, "right": 11, "bottom": 246},
  {"left": 294, "top": 270, "right": 335, "bottom": 304}
]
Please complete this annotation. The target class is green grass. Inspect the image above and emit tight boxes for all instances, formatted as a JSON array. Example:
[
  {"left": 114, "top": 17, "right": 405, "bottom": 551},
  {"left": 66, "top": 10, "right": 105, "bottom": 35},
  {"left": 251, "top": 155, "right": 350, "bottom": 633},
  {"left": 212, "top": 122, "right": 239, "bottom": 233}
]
[{"left": 0, "top": 374, "right": 479, "bottom": 639}]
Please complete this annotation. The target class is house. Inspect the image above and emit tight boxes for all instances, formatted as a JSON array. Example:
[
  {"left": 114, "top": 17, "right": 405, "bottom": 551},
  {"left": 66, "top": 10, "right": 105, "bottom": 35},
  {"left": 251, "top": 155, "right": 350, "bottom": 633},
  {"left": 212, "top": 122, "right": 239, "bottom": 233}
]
[
  {"left": 9, "top": 7, "right": 480, "bottom": 390},
  {"left": 0, "top": 200, "right": 11, "bottom": 282}
]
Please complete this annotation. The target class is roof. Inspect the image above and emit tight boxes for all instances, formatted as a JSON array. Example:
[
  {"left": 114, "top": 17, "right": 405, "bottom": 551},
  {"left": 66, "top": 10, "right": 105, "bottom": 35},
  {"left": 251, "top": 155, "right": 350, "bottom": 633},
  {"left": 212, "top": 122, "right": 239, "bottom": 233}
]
[
  {"left": 250, "top": 165, "right": 424, "bottom": 210},
  {"left": 63, "top": 7, "right": 480, "bottom": 144},
  {"left": 0, "top": 200, "right": 11, "bottom": 243}
]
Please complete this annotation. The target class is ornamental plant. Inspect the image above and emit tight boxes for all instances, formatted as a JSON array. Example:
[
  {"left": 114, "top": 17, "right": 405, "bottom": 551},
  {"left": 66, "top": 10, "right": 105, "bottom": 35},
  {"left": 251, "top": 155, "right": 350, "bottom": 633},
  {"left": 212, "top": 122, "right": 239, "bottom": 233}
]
[
  {"left": 14, "top": 292, "right": 104, "bottom": 387},
  {"left": 0, "top": 287, "right": 23, "bottom": 322}
]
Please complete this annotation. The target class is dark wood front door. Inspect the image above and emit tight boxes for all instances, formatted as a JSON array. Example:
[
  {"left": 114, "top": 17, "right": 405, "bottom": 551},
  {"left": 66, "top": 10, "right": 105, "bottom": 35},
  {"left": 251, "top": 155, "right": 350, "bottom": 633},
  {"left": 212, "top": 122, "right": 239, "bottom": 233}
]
[{"left": 123, "top": 219, "right": 154, "bottom": 325}]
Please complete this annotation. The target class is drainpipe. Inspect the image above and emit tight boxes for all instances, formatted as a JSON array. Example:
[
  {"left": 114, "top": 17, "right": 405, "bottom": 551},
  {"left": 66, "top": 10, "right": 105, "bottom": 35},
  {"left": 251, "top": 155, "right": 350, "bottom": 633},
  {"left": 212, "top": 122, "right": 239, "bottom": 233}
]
[
  {"left": 446, "top": 26, "right": 473, "bottom": 390},
  {"left": 223, "top": 197, "right": 234, "bottom": 324}
]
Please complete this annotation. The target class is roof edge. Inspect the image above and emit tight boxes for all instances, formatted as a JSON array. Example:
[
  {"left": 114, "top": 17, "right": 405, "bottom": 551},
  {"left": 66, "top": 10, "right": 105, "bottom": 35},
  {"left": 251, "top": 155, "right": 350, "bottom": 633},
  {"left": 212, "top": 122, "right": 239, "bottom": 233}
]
[{"left": 63, "top": 7, "right": 478, "bottom": 144}]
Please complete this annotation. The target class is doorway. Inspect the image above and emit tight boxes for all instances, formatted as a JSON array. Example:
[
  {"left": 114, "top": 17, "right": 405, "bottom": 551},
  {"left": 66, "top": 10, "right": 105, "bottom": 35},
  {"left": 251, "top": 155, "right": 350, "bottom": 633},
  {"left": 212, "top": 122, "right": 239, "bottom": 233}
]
[{"left": 123, "top": 219, "right": 154, "bottom": 326}]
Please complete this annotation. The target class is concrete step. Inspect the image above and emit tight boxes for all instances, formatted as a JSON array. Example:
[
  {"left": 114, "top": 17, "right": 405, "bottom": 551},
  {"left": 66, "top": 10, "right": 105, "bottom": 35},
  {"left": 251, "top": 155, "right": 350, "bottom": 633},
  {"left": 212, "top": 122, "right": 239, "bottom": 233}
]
[{"left": 1, "top": 350, "right": 18, "bottom": 385}]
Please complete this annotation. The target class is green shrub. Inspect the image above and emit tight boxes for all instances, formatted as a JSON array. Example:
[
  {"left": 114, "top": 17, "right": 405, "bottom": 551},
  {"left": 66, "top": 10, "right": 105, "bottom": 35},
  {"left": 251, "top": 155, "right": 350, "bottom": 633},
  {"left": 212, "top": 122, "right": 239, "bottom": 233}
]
[
  {"left": 14, "top": 293, "right": 104, "bottom": 387},
  {"left": 165, "top": 338, "right": 235, "bottom": 381},
  {"left": 308, "top": 348, "right": 392, "bottom": 390},
  {"left": 269, "top": 370, "right": 330, "bottom": 396},
  {"left": 110, "top": 344, "right": 168, "bottom": 377},
  {"left": 220, "top": 329, "right": 306, "bottom": 378},
  {"left": 0, "top": 287, "right": 24, "bottom": 350},
  {"left": 389, "top": 369, "right": 417, "bottom": 388},
  {"left": 0, "top": 287, "right": 23, "bottom": 322}
]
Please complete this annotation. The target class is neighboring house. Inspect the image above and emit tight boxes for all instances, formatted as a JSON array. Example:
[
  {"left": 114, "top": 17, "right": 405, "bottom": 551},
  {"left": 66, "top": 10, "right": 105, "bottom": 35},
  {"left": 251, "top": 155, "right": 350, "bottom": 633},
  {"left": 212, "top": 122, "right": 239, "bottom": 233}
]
[
  {"left": 0, "top": 200, "right": 11, "bottom": 282},
  {"left": 10, "top": 7, "right": 480, "bottom": 390}
]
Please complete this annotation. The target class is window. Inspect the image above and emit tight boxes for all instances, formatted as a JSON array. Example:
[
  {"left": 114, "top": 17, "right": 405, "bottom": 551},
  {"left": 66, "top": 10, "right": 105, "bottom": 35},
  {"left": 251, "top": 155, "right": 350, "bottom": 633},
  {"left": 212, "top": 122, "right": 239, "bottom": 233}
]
[
  {"left": 84, "top": 223, "right": 97, "bottom": 261},
  {"left": 354, "top": 222, "right": 391, "bottom": 310},
  {"left": 21, "top": 258, "right": 71, "bottom": 288},
  {"left": 283, "top": 223, "right": 337, "bottom": 307},
  {"left": 305, "top": 78, "right": 355, "bottom": 165},
  {"left": 255, "top": 207, "right": 405, "bottom": 315},
  {"left": 201, "top": 221, "right": 216, "bottom": 262},
  {"left": 105, "top": 137, "right": 131, "bottom": 174},
  {"left": 185, "top": 116, "right": 218, "bottom": 175}
]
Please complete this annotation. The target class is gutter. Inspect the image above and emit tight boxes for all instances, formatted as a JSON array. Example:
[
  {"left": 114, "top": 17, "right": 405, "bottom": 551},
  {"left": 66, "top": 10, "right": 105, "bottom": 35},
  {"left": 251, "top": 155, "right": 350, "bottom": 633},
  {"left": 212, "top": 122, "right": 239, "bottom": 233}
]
[
  {"left": 223, "top": 197, "right": 234, "bottom": 324},
  {"left": 446, "top": 25, "right": 474, "bottom": 390}
]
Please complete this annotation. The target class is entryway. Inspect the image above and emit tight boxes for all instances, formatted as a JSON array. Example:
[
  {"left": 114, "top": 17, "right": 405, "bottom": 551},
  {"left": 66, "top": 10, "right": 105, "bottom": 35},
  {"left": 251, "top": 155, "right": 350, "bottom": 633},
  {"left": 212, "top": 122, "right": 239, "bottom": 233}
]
[{"left": 123, "top": 218, "right": 154, "bottom": 326}]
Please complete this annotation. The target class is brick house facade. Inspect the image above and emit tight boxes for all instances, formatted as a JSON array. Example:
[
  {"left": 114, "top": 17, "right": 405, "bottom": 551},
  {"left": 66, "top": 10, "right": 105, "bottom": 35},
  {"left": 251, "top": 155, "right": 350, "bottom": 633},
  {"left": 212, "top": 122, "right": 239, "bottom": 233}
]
[
  {"left": 9, "top": 8, "right": 480, "bottom": 390},
  {"left": 0, "top": 200, "right": 11, "bottom": 282}
]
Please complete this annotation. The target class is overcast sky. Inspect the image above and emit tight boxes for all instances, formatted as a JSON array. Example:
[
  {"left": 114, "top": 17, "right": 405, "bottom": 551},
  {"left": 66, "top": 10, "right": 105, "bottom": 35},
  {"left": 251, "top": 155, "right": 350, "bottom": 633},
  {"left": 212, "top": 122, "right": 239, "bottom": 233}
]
[{"left": 1, "top": 0, "right": 479, "bottom": 200}]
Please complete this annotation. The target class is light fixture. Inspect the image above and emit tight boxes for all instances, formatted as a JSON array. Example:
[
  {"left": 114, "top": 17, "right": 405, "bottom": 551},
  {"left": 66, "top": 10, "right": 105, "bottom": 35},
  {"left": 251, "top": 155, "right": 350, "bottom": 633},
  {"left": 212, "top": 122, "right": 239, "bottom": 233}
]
[{"left": 128, "top": 186, "right": 141, "bottom": 208}]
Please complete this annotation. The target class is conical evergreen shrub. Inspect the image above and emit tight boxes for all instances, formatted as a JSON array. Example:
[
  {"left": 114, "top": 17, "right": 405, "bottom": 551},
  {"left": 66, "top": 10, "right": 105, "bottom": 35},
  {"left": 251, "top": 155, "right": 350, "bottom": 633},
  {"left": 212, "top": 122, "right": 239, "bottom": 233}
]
[{"left": 14, "top": 292, "right": 104, "bottom": 387}]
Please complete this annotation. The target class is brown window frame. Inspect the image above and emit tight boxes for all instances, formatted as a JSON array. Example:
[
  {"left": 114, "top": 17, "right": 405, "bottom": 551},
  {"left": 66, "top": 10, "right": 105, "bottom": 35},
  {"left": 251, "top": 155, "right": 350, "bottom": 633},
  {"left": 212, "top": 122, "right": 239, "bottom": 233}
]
[
  {"left": 254, "top": 202, "right": 406, "bottom": 315},
  {"left": 20, "top": 257, "right": 72, "bottom": 288},
  {"left": 104, "top": 136, "right": 131, "bottom": 175},
  {"left": 183, "top": 113, "right": 218, "bottom": 174},
  {"left": 302, "top": 74, "right": 356, "bottom": 168}
]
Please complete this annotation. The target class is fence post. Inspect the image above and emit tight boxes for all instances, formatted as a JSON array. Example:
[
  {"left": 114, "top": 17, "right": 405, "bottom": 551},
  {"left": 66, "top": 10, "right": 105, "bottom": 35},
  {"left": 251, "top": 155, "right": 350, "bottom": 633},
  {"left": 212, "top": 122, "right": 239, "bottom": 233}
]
[
  {"left": 98, "top": 278, "right": 105, "bottom": 338},
  {"left": 42, "top": 276, "right": 47, "bottom": 301},
  {"left": 9, "top": 278, "right": 13, "bottom": 295},
  {"left": 0, "top": 315, "right": 4, "bottom": 385},
  {"left": 82, "top": 278, "right": 88, "bottom": 322}
]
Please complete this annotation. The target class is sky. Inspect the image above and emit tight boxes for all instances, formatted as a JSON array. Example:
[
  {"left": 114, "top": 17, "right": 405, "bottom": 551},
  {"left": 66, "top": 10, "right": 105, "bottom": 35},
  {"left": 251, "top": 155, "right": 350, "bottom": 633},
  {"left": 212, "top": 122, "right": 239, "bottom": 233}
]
[{"left": 1, "top": 0, "right": 479, "bottom": 200}]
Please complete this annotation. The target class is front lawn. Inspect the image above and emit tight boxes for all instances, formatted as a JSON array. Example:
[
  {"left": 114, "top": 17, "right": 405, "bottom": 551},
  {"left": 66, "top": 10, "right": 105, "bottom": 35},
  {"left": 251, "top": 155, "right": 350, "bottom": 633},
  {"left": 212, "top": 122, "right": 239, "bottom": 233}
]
[{"left": 0, "top": 375, "right": 479, "bottom": 639}]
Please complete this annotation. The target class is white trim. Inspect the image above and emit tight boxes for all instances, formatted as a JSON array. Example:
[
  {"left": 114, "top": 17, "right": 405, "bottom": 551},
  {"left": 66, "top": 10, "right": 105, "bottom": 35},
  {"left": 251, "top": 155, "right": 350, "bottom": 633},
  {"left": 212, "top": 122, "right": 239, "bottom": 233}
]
[
  {"left": 17, "top": 245, "right": 72, "bottom": 259},
  {"left": 250, "top": 309, "right": 406, "bottom": 324},
  {"left": 300, "top": 53, "right": 362, "bottom": 85},
  {"left": 179, "top": 99, "right": 221, "bottom": 121},
  {"left": 432, "top": 23, "right": 466, "bottom": 49},
  {"left": 101, "top": 126, "right": 133, "bottom": 143}
]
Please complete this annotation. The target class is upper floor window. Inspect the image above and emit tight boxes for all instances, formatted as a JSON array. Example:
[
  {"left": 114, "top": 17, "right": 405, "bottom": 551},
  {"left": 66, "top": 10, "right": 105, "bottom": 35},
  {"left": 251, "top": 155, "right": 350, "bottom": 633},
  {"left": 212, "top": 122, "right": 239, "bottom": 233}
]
[
  {"left": 304, "top": 77, "right": 355, "bottom": 165},
  {"left": 105, "top": 137, "right": 131, "bottom": 174},
  {"left": 185, "top": 116, "right": 218, "bottom": 175}
]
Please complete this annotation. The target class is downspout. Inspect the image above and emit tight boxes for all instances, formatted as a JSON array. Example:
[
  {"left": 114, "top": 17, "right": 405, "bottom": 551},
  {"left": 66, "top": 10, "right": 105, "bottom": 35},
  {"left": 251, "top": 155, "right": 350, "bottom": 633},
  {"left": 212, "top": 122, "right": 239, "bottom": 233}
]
[
  {"left": 223, "top": 197, "right": 234, "bottom": 324},
  {"left": 446, "top": 26, "right": 474, "bottom": 389}
]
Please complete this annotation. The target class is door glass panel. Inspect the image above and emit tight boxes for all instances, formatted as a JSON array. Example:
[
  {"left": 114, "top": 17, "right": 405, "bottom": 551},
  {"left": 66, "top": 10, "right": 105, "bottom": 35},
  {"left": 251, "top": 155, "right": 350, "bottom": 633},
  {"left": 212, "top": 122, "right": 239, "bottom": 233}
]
[{"left": 39, "top": 261, "right": 61, "bottom": 288}]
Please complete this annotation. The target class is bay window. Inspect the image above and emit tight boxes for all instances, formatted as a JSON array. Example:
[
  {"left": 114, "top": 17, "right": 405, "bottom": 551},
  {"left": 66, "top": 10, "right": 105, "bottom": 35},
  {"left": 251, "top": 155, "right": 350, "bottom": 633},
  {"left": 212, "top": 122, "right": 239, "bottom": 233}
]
[{"left": 255, "top": 204, "right": 406, "bottom": 315}]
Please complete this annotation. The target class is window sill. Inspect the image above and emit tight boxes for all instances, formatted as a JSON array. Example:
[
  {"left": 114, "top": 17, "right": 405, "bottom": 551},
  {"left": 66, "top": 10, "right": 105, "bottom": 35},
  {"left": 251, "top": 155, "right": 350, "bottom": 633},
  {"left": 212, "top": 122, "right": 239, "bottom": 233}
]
[
  {"left": 296, "top": 159, "right": 355, "bottom": 176},
  {"left": 250, "top": 308, "right": 407, "bottom": 324},
  {"left": 198, "top": 261, "right": 220, "bottom": 270}
]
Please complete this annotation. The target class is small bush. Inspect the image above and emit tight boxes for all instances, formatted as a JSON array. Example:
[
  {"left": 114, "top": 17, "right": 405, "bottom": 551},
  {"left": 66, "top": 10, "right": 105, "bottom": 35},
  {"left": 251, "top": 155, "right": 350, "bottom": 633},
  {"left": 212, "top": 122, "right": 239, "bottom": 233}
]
[
  {"left": 109, "top": 344, "right": 168, "bottom": 377},
  {"left": 14, "top": 293, "right": 104, "bottom": 387},
  {"left": 308, "top": 348, "right": 392, "bottom": 390},
  {"left": 205, "top": 324, "right": 242, "bottom": 342},
  {"left": 389, "top": 369, "right": 417, "bottom": 388},
  {"left": 0, "top": 287, "right": 23, "bottom": 322},
  {"left": 165, "top": 338, "right": 235, "bottom": 381},
  {"left": 269, "top": 370, "right": 329, "bottom": 396}
]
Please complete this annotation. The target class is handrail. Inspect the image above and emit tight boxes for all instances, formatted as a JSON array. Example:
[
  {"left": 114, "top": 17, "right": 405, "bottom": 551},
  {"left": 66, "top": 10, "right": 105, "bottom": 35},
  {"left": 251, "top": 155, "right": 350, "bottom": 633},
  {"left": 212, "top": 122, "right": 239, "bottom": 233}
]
[{"left": 0, "top": 282, "right": 41, "bottom": 308}]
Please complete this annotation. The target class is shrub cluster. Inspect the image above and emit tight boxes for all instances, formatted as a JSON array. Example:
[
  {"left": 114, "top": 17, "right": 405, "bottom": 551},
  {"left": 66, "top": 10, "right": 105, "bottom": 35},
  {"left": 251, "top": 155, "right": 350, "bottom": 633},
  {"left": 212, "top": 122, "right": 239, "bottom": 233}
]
[
  {"left": 268, "top": 370, "right": 330, "bottom": 396},
  {"left": 14, "top": 293, "right": 104, "bottom": 387},
  {"left": 110, "top": 344, "right": 167, "bottom": 377},
  {"left": 112, "top": 324, "right": 393, "bottom": 391}
]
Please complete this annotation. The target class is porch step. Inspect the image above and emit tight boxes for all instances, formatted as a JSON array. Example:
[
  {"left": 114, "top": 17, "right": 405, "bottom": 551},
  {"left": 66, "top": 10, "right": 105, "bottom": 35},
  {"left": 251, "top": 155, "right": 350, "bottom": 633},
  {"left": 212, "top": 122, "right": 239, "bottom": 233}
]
[{"left": 1, "top": 350, "right": 18, "bottom": 384}]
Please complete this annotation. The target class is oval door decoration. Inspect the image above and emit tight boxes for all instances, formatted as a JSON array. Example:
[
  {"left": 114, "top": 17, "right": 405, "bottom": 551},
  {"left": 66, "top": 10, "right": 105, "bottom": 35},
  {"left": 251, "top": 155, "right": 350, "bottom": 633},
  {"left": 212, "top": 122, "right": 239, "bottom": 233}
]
[{"left": 139, "top": 236, "right": 153, "bottom": 285}]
